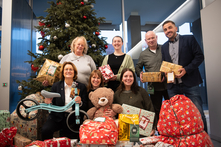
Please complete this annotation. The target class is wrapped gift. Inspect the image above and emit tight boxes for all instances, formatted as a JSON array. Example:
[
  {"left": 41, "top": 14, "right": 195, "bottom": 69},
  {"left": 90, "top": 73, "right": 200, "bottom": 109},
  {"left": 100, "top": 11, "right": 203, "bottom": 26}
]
[
  {"left": 34, "top": 59, "right": 62, "bottom": 86},
  {"left": 154, "top": 142, "right": 173, "bottom": 147},
  {"left": 157, "top": 95, "right": 214, "bottom": 147},
  {"left": 11, "top": 92, "right": 48, "bottom": 140},
  {"left": 44, "top": 137, "right": 71, "bottom": 147},
  {"left": 99, "top": 64, "right": 114, "bottom": 80},
  {"left": 115, "top": 141, "right": 134, "bottom": 147},
  {"left": 139, "top": 136, "right": 161, "bottom": 145},
  {"left": 160, "top": 61, "right": 182, "bottom": 75},
  {"left": 14, "top": 133, "right": 32, "bottom": 147},
  {"left": 80, "top": 116, "right": 118, "bottom": 145},
  {"left": 0, "top": 127, "right": 17, "bottom": 147},
  {"left": 25, "top": 140, "right": 45, "bottom": 147},
  {"left": 122, "top": 104, "right": 155, "bottom": 137},
  {"left": 0, "top": 110, "right": 10, "bottom": 131},
  {"left": 142, "top": 72, "right": 161, "bottom": 82}
]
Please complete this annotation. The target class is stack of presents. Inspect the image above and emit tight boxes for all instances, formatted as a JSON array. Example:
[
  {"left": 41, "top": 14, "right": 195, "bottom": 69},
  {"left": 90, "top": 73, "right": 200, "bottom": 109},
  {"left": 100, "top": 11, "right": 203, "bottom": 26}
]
[{"left": 0, "top": 62, "right": 214, "bottom": 147}]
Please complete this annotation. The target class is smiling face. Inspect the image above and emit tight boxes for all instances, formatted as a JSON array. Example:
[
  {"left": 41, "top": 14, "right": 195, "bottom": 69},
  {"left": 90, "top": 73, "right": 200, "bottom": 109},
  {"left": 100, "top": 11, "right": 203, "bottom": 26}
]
[
  {"left": 74, "top": 38, "right": 85, "bottom": 56},
  {"left": 163, "top": 22, "right": 178, "bottom": 41},
  {"left": 91, "top": 73, "right": 101, "bottom": 89},
  {"left": 63, "top": 64, "right": 75, "bottom": 80},
  {"left": 145, "top": 31, "right": 158, "bottom": 50},
  {"left": 112, "top": 36, "right": 123, "bottom": 51},
  {"left": 122, "top": 71, "right": 134, "bottom": 89}
]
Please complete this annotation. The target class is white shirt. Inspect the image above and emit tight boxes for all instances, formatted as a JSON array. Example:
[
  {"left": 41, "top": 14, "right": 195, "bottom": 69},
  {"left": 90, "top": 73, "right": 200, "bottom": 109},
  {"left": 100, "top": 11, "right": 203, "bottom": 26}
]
[{"left": 64, "top": 82, "right": 73, "bottom": 113}]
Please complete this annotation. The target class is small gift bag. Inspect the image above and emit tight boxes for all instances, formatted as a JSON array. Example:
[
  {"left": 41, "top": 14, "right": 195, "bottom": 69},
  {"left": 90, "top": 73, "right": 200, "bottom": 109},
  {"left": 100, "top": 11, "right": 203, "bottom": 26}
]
[{"left": 118, "top": 114, "right": 139, "bottom": 142}]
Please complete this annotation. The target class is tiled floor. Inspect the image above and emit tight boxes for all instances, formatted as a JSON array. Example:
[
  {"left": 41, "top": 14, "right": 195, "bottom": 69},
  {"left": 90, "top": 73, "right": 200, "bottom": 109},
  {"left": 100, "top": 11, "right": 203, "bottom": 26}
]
[{"left": 204, "top": 110, "right": 221, "bottom": 147}]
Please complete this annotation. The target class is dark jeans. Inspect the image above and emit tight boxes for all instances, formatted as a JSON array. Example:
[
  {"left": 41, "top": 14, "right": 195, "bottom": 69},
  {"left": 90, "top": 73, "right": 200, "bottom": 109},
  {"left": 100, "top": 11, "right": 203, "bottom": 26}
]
[
  {"left": 41, "top": 113, "right": 79, "bottom": 141},
  {"left": 167, "top": 84, "right": 208, "bottom": 133},
  {"left": 150, "top": 90, "right": 169, "bottom": 125}
]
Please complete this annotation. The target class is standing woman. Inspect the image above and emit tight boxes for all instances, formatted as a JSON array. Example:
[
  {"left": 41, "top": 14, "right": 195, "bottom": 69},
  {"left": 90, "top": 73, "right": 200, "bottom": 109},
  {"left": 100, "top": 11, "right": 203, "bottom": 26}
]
[
  {"left": 114, "top": 68, "right": 156, "bottom": 136},
  {"left": 42, "top": 62, "right": 88, "bottom": 140},
  {"left": 60, "top": 36, "right": 96, "bottom": 86},
  {"left": 101, "top": 36, "right": 135, "bottom": 92}
]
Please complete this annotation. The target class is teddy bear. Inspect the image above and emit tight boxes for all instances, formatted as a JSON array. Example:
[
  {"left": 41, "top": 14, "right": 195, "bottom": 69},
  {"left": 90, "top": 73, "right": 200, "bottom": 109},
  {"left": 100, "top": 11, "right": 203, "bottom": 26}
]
[{"left": 86, "top": 87, "right": 123, "bottom": 120}]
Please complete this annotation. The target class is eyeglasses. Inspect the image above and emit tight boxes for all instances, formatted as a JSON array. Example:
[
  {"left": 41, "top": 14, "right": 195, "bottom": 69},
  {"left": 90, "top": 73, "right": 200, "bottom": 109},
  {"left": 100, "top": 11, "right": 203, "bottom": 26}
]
[{"left": 64, "top": 68, "right": 74, "bottom": 71}]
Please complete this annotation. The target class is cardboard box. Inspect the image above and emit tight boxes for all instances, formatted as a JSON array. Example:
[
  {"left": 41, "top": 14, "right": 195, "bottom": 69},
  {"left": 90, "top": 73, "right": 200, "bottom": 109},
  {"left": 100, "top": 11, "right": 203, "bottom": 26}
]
[
  {"left": 0, "top": 110, "right": 10, "bottom": 131},
  {"left": 99, "top": 64, "right": 114, "bottom": 80},
  {"left": 122, "top": 104, "right": 155, "bottom": 137},
  {"left": 14, "top": 133, "right": 32, "bottom": 147},
  {"left": 44, "top": 137, "right": 71, "bottom": 147},
  {"left": 160, "top": 61, "right": 182, "bottom": 75},
  {"left": 142, "top": 72, "right": 161, "bottom": 82}
]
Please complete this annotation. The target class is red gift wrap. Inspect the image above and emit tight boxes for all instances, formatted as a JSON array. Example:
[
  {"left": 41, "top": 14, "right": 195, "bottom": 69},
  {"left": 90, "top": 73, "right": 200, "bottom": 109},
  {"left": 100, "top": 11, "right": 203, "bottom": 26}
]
[
  {"left": 44, "top": 137, "right": 71, "bottom": 147},
  {"left": 0, "top": 127, "right": 17, "bottom": 147},
  {"left": 80, "top": 116, "right": 118, "bottom": 145},
  {"left": 99, "top": 64, "right": 114, "bottom": 80},
  {"left": 157, "top": 95, "right": 214, "bottom": 147},
  {"left": 25, "top": 140, "right": 45, "bottom": 147}
]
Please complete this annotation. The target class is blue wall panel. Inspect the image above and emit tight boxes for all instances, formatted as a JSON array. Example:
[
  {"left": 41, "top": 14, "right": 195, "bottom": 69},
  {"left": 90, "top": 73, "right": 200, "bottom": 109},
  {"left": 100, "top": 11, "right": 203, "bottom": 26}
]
[{"left": 10, "top": 0, "right": 36, "bottom": 112}]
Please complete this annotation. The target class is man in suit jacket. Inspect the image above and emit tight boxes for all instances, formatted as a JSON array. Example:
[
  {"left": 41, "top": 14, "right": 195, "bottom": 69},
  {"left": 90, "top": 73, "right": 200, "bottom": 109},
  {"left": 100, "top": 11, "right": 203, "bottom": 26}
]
[{"left": 161, "top": 20, "right": 207, "bottom": 132}]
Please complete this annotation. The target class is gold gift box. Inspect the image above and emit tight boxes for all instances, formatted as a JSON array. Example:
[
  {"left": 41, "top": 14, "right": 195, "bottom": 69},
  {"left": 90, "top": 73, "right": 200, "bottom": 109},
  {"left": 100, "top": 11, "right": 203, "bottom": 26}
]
[
  {"left": 142, "top": 72, "right": 161, "bottom": 82},
  {"left": 160, "top": 61, "right": 182, "bottom": 75}
]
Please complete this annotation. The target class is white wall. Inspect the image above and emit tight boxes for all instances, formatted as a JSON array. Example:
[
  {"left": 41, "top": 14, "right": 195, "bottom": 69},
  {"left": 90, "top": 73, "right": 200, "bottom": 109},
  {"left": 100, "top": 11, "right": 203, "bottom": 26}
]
[
  {"left": 201, "top": 0, "right": 221, "bottom": 141},
  {"left": 0, "top": 0, "right": 12, "bottom": 110}
]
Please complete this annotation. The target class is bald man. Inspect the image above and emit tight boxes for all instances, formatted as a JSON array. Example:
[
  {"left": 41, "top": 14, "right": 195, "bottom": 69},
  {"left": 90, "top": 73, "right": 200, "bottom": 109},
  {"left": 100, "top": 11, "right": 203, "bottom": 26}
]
[{"left": 135, "top": 31, "right": 169, "bottom": 125}]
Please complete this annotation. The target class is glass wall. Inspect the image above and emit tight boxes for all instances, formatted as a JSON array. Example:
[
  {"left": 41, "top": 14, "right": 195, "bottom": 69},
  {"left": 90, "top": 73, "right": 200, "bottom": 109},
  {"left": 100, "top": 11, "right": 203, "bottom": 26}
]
[{"left": 0, "top": 0, "right": 2, "bottom": 77}]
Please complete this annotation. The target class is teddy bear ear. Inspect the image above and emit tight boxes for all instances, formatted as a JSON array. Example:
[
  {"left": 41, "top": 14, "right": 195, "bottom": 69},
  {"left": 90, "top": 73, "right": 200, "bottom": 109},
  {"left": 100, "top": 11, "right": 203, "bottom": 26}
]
[
  {"left": 89, "top": 91, "right": 94, "bottom": 100},
  {"left": 108, "top": 88, "right": 114, "bottom": 95}
]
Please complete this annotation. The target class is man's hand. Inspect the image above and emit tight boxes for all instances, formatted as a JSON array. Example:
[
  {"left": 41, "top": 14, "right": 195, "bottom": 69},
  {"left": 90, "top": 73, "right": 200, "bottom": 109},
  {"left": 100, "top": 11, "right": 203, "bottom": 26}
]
[
  {"left": 176, "top": 68, "right": 186, "bottom": 78},
  {"left": 161, "top": 76, "right": 165, "bottom": 83},
  {"left": 140, "top": 71, "right": 144, "bottom": 83},
  {"left": 109, "top": 75, "right": 117, "bottom": 81},
  {"left": 44, "top": 98, "right": 53, "bottom": 104}
]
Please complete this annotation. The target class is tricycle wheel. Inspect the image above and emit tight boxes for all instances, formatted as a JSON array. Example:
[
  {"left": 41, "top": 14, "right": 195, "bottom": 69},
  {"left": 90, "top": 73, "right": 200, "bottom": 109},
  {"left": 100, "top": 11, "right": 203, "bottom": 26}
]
[
  {"left": 66, "top": 110, "right": 89, "bottom": 133},
  {"left": 16, "top": 98, "right": 40, "bottom": 121}
]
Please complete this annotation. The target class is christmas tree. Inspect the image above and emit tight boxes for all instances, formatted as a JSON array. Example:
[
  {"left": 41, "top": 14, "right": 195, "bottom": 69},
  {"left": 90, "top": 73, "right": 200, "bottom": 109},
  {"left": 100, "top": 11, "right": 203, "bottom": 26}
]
[{"left": 17, "top": 0, "right": 107, "bottom": 98}]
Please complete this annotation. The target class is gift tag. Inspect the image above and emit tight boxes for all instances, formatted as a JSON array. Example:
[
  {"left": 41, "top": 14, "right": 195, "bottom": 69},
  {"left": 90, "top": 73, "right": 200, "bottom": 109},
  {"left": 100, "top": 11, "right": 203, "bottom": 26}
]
[
  {"left": 147, "top": 84, "right": 154, "bottom": 95},
  {"left": 93, "top": 117, "right": 106, "bottom": 122},
  {"left": 130, "top": 124, "right": 139, "bottom": 142},
  {"left": 167, "top": 72, "right": 174, "bottom": 83}
]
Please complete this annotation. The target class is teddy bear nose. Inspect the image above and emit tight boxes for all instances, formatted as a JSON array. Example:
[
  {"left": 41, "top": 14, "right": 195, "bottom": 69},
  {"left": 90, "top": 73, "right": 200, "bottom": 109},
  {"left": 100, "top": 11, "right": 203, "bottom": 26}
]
[{"left": 101, "top": 98, "right": 105, "bottom": 102}]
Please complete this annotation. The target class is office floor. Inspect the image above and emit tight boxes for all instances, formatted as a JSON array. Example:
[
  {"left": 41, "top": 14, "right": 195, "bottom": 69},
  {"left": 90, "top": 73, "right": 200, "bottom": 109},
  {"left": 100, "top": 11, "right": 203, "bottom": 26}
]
[{"left": 205, "top": 110, "right": 221, "bottom": 147}]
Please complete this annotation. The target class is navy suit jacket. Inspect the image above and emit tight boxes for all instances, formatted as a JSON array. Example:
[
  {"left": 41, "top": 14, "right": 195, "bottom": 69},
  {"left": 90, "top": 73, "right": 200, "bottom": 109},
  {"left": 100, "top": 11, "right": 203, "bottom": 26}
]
[
  {"left": 48, "top": 81, "right": 88, "bottom": 122},
  {"left": 161, "top": 35, "right": 204, "bottom": 89}
]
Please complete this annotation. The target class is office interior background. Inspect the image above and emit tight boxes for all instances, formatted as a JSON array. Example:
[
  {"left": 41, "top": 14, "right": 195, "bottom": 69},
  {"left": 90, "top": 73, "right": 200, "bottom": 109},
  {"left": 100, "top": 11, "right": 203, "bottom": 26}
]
[{"left": 0, "top": 0, "right": 220, "bottom": 143}]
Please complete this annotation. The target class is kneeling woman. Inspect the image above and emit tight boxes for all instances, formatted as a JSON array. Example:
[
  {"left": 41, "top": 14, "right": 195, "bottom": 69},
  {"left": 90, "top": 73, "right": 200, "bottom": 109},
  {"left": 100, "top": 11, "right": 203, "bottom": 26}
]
[
  {"left": 42, "top": 62, "right": 88, "bottom": 140},
  {"left": 114, "top": 68, "right": 156, "bottom": 136}
]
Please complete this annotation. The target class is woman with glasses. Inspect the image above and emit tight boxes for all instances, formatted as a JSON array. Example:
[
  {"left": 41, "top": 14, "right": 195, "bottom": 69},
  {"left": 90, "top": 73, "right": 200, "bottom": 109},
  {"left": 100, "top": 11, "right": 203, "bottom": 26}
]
[
  {"left": 43, "top": 36, "right": 96, "bottom": 87},
  {"left": 42, "top": 61, "right": 88, "bottom": 140}
]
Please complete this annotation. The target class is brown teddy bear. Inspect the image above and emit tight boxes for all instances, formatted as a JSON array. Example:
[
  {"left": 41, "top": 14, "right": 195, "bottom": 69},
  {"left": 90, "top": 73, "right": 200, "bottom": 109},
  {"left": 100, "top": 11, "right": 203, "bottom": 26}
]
[{"left": 86, "top": 87, "right": 123, "bottom": 120}]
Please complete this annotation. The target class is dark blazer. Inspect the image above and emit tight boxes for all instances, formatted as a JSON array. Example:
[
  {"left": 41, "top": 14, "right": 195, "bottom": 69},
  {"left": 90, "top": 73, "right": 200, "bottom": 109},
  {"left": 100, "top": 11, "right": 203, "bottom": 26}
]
[
  {"left": 48, "top": 81, "right": 88, "bottom": 122},
  {"left": 161, "top": 35, "right": 204, "bottom": 89}
]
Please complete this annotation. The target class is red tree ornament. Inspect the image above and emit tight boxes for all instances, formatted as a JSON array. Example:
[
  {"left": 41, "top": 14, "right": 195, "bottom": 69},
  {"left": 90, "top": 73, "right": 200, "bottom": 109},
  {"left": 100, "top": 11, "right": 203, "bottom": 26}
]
[
  {"left": 40, "top": 31, "right": 45, "bottom": 37},
  {"left": 31, "top": 64, "right": 39, "bottom": 72},
  {"left": 83, "top": 16, "right": 87, "bottom": 19},
  {"left": 95, "top": 32, "right": 100, "bottom": 36},
  {"left": 98, "top": 22, "right": 100, "bottom": 25},
  {"left": 39, "top": 45, "right": 44, "bottom": 51},
  {"left": 38, "top": 21, "right": 45, "bottom": 26},
  {"left": 57, "top": 2, "right": 62, "bottom": 5},
  {"left": 47, "top": 24, "right": 51, "bottom": 27},
  {"left": 81, "top": 2, "right": 84, "bottom": 5},
  {"left": 104, "top": 45, "right": 108, "bottom": 49}
]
